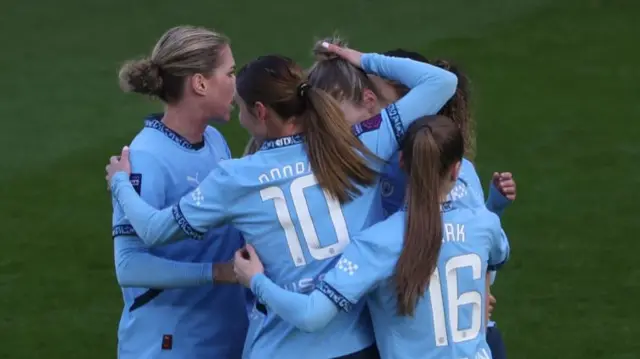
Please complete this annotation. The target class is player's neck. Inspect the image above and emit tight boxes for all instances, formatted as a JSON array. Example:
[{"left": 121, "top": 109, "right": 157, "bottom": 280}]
[
  {"left": 162, "top": 107, "right": 207, "bottom": 144},
  {"left": 439, "top": 180, "right": 455, "bottom": 203},
  {"left": 265, "top": 121, "right": 302, "bottom": 139}
]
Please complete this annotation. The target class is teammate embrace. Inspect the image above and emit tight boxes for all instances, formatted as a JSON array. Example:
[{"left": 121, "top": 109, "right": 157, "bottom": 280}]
[{"left": 107, "top": 26, "right": 516, "bottom": 359}]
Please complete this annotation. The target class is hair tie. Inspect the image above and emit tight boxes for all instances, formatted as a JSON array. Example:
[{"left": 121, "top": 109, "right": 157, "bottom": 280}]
[{"left": 297, "top": 82, "right": 311, "bottom": 98}]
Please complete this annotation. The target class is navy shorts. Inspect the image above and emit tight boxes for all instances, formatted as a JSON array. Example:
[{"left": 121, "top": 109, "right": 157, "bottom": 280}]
[{"left": 487, "top": 326, "right": 507, "bottom": 359}]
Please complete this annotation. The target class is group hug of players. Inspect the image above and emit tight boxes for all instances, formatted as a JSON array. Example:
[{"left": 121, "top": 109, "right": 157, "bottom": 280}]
[{"left": 107, "top": 25, "right": 517, "bottom": 359}]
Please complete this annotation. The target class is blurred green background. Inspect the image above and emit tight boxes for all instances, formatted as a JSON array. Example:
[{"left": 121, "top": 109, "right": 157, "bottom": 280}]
[{"left": 0, "top": 0, "right": 638, "bottom": 358}]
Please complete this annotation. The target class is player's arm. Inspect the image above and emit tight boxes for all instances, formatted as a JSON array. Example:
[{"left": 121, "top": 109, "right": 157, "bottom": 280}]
[
  {"left": 112, "top": 152, "right": 236, "bottom": 287},
  {"left": 487, "top": 213, "right": 510, "bottom": 271},
  {"left": 250, "top": 276, "right": 339, "bottom": 332},
  {"left": 248, "top": 236, "right": 386, "bottom": 332},
  {"left": 363, "top": 53, "right": 457, "bottom": 125},
  {"left": 114, "top": 236, "right": 221, "bottom": 287},
  {"left": 110, "top": 163, "right": 234, "bottom": 247},
  {"left": 486, "top": 182, "right": 511, "bottom": 216},
  {"left": 359, "top": 53, "right": 457, "bottom": 157}
]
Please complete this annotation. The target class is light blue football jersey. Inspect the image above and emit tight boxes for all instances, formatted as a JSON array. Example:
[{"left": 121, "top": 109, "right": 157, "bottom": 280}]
[
  {"left": 380, "top": 153, "right": 485, "bottom": 217},
  {"left": 110, "top": 53, "right": 458, "bottom": 359},
  {"left": 111, "top": 115, "right": 248, "bottom": 359},
  {"left": 380, "top": 153, "right": 510, "bottom": 329},
  {"left": 321, "top": 204, "right": 510, "bottom": 359}
]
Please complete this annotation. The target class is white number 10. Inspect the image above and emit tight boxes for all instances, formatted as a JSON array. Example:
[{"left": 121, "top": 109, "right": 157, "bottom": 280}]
[
  {"left": 260, "top": 174, "right": 350, "bottom": 267},
  {"left": 428, "top": 253, "right": 483, "bottom": 346}
]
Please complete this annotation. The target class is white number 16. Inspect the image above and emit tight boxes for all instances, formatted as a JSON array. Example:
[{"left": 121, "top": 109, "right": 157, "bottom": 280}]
[
  {"left": 428, "top": 253, "right": 483, "bottom": 347},
  {"left": 260, "top": 174, "right": 350, "bottom": 267}
]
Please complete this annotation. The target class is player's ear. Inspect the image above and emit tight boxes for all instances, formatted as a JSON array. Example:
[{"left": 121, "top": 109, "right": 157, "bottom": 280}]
[
  {"left": 253, "top": 101, "right": 268, "bottom": 122},
  {"left": 362, "top": 88, "right": 379, "bottom": 114},
  {"left": 191, "top": 73, "right": 208, "bottom": 96}
]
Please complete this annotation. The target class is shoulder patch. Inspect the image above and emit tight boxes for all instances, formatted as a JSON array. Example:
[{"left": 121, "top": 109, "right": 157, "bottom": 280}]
[
  {"left": 352, "top": 114, "right": 383, "bottom": 137},
  {"left": 129, "top": 173, "right": 142, "bottom": 194}
]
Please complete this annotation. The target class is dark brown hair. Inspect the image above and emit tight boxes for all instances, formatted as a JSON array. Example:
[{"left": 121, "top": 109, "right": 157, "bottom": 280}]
[
  {"left": 394, "top": 115, "right": 464, "bottom": 316},
  {"left": 383, "top": 49, "right": 475, "bottom": 160},
  {"left": 119, "top": 26, "right": 229, "bottom": 103},
  {"left": 307, "top": 36, "right": 381, "bottom": 103},
  {"left": 236, "top": 55, "right": 380, "bottom": 203}
]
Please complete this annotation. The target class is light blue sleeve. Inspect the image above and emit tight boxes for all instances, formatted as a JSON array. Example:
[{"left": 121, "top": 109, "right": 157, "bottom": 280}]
[
  {"left": 250, "top": 274, "right": 340, "bottom": 332},
  {"left": 246, "top": 229, "right": 392, "bottom": 332},
  {"left": 111, "top": 150, "right": 213, "bottom": 287},
  {"left": 111, "top": 150, "right": 167, "bottom": 237},
  {"left": 174, "top": 163, "right": 237, "bottom": 237},
  {"left": 111, "top": 171, "right": 183, "bottom": 246},
  {"left": 321, "top": 235, "right": 390, "bottom": 306},
  {"left": 358, "top": 53, "right": 458, "bottom": 160},
  {"left": 486, "top": 182, "right": 512, "bottom": 216},
  {"left": 114, "top": 236, "right": 213, "bottom": 288},
  {"left": 111, "top": 161, "right": 237, "bottom": 246},
  {"left": 486, "top": 212, "right": 510, "bottom": 271}
]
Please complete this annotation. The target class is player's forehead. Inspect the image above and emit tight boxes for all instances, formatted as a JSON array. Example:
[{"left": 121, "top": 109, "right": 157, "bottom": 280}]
[{"left": 217, "top": 44, "right": 235, "bottom": 70}]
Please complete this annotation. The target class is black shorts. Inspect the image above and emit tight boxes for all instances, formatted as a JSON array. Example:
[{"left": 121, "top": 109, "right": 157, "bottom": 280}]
[
  {"left": 333, "top": 344, "right": 380, "bottom": 359},
  {"left": 487, "top": 326, "right": 507, "bottom": 359}
]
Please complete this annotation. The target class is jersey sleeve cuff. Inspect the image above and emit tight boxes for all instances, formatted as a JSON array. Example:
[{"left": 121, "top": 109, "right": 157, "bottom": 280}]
[
  {"left": 171, "top": 203, "right": 205, "bottom": 240},
  {"left": 488, "top": 257, "right": 508, "bottom": 271},
  {"left": 112, "top": 224, "right": 137, "bottom": 238},
  {"left": 488, "top": 183, "right": 512, "bottom": 213},
  {"left": 250, "top": 273, "right": 267, "bottom": 294},
  {"left": 315, "top": 280, "right": 355, "bottom": 313},
  {"left": 110, "top": 171, "right": 131, "bottom": 193}
]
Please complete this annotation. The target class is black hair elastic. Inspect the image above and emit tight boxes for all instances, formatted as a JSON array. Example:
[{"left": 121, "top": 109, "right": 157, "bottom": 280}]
[{"left": 297, "top": 82, "right": 311, "bottom": 98}]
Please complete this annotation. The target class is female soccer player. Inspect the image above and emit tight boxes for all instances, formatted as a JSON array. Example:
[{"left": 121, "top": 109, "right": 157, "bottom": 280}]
[
  {"left": 307, "top": 41, "right": 516, "bottom": 216},
  {"left": 233, "top": 115, "right": 510, "bottom": 359},
  {"left": 372, "top": 49, "right": 516, "bottom": 359},
  {"left": 105, "top": 43, "right": 457, "bottom": 358},
  {"left": 110, "top": 26, "right": 248, "bottom": 359},
  {"left": 307, "top": 42, "right": 515, "bottom": 358}
]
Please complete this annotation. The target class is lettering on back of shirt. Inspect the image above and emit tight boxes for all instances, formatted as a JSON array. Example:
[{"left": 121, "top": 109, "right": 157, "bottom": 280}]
[
  {"left": 258, "top": 161, "right": 312, "bottom": 184},
  {"left": 443, "top": 223, "right": 465, "bottom": 244}
]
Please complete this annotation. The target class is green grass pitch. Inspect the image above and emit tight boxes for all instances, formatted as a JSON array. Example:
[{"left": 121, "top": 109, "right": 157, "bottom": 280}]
[{"left": 0, "top": 0, "right": 637, "bottom": 358}]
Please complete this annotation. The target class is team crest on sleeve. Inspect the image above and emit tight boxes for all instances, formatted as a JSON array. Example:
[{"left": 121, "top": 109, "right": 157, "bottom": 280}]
[
  {"left": 129, "top": 173, "right": 142, "bottom": 194},
  {"left": 336, "top": 257, "right": 359, "bottom": 276},
  {"left": 380, "top": 179, "right": 394, "bottom": 197}
]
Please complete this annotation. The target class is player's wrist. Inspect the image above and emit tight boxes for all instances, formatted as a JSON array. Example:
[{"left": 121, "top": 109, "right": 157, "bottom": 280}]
[
  {"left": 249, "top": 273, "right": 267, "bottom": 293},
  {"left": 212, "top": 262, "right": 238, "bottom": 284},
  {"left": 110, "top": 171, "right": 129, "bottom": 189}
]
